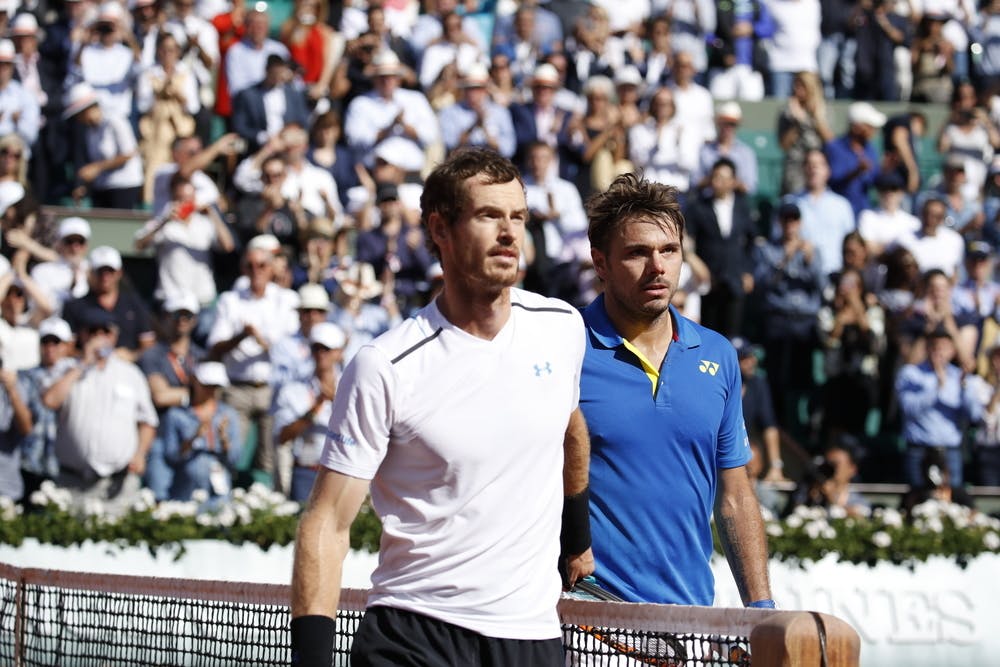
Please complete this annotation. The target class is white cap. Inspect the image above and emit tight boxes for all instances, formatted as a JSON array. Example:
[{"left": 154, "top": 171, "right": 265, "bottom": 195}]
[
  {"left": 459, "top": 62, "right": 490, "bottom": 87},
  {"left": 530, "top": 63, "right": 560, "bottom": 87},
  {"left": 309, "top": 322, "right": 347, "bottom": 350},
  {"left": 58, "top": 216, "right": 92, "bottom": 240},
  {"left": 62, "top": 82, "right": 100, "bottom": 120},
  {"left": 716, "top": 101, "right": 743, "bottom": 122},
  {"left": 297, "top": 283, "right": 331, "bottom": 311},
  {"left": 373, "top": 136, "right": 425, "bottom": 173},
  {"left": 89, "top": 245, "right": 122, "bottom": 271},
  {"left": 10, "top": 13, "right": 39, "bottom": 35},
  {"left": 38, "top": 317, "right": 73, "bottom": 343},
  {"left": 847, "top": 101, "right": 887, "bottom": 128},
  {"left": 97, "top": 1, "right": 125, "bottom": 22},
  {"left": 613, "top": 65, "right": 642, "bottom": 87},
  {"left": 247, "top": 234, "right": 281, "bottom": 254},
  {"left": 163, "top": 292, "right": 200, "bottom": 315},
  {"left": 194, "top": 361, "right": 229, "bottom": 388},
  {"left": 0, "top": 181, "right": 24, "bottom": 218},
  {"left": 371, "top": 49, "right": 403, "bottom": 76},
  {"left": 0, "top": 39, "right": 14, "bottom": 62}
]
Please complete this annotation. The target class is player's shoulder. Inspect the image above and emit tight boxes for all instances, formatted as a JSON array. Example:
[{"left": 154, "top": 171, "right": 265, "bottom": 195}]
[
  {"left": 676, "top": 314, "right": 738, "bottom": 363},
  {"left": 365, "top": 305, "right": 445, "bottom": 366},
  {"left": 510, "top": 288, "right": 580, "bottom": 321}
]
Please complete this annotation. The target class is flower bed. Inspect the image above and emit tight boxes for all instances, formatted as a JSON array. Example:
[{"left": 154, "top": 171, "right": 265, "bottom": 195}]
[{"left": 2, "top": 483, "right": 999, "bottom": 567}]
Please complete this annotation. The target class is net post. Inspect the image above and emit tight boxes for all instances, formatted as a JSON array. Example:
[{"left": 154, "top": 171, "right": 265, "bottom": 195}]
[{"left": 749, "top": 611, "right": 860, "bottom": 666}]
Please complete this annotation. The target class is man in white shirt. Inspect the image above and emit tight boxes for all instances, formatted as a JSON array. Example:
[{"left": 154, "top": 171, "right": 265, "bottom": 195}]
[
  {"left": 857, "top": 172, "right": 920, "bottom": 256},
  {"left": 44, "top": 307, "right": 158, "bottom": 516},
  {"left": 670, "top": 50, "right": 716, "bottom": 148},
  {"left": 0, "top": 37, "right": 39, "bottom": 148},
  {"left": 764, "top": 0, "right": 822, "bottom": 98},
  {"left": 291, "top": 148, "right": 593, "bottom": 666},
  {"left": 344, "top": 49, "right": 441, "bottom": 171},
  {"left": 72, "top": 1, "right": 140, "bottom": 121},
  {"left": 895, "top": 196, "right": 966, "bottom": 280},
  {"left": 207, "top": 243, "right": 298, "bottom": 493}
]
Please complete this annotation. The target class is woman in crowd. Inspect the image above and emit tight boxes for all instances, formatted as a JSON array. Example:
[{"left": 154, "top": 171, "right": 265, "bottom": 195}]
[
  {"left": 280, "top": 0, "right": 340, "bottom": 101},
  {"left": 777, "top": 71, "right": 832, "bottom": 196},
  {"left": 572, "top": 75, "right": 631, "bottom": 195}
]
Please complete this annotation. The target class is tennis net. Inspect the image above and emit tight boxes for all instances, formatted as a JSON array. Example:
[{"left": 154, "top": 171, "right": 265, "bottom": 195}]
[{"left": 0, "top": 563, "right": 855, "bottom": 666}]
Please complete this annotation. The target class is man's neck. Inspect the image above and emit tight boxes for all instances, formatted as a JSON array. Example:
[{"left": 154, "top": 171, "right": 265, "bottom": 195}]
[
  {"left": 436, "top": 283, "right": 512, "bottom": 341},
  {"left": 95, "top": 290, "right": 119, "bottom": 309},
  {"left": 169, "top": 336, "right": 191, "bottom": 354},
  {"left": 604, "top": 297, "right": 675, "bottom": 369}
]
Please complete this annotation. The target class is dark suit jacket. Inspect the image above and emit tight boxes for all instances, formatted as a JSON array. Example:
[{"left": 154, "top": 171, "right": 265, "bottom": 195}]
[
  {"left": 509, "top": 102, "right": 581, "bottom": 183},
  {"left": 231, "top": 82, "right": 310, "bottom": 152},
  {"left": 684, "top": 190, "right": 756, "bottom": 294}
]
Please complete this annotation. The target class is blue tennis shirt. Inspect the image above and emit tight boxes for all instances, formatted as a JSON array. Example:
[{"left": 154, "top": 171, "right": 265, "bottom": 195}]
[{"left": 580, "top": 296, "right": 751, "bottom": 605}]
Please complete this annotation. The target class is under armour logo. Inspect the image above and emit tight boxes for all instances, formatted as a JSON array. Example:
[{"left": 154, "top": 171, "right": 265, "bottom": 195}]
[
  {"left": 698, "top": 360, "right": 720, "bottom": 376},
  {"left": 533, "top": 362, "right": 552, "bottom": 377}
]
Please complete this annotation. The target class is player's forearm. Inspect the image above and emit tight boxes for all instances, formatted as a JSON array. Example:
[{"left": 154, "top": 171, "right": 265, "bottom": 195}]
[
  {"left": 291, "top": 508, "right": 349, "bottom": 618},
  {"left": 562, "top": 407, "right": 590, "bottom": 495},
  {"left": 715, "top": 471, "right": 772, "bottom": 606}
]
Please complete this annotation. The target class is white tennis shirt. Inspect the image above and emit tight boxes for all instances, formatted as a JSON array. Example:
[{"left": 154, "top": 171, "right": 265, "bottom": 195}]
[{"left": 320, "top": 288, "right": 585, "bottom": 640}]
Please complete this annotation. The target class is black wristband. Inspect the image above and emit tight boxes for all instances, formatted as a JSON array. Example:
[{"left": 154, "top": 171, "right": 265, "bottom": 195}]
[
  {"left": 290, "top": 615, "right": 336, "bottom": 667},
  {"left": 561, "top": 487, "right": 592, "bottom": 556}
]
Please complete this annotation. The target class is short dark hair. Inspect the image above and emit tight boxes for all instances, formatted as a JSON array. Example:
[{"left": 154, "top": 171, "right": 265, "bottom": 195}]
[
  {"left": 711, "top": 156, "right": 737, "bottom": 177},
  {"left": 586, "top": 172, "right": 684, "bottom": 254},
  {"left": 420, "top": 147, "right": 523, "bottom": 257}
]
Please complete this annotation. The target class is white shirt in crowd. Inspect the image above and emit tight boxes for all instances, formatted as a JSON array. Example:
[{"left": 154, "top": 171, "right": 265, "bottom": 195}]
[
  {"left": 344, "top": 87, "right": 441, "bottom": 168},
  {"left": 894, "top": 226, "right": 966, "bottom": 278},
  {"left": 84, "top": 115, "right": 144, "bottom": 191},
  {"left": 524, "top": 175, "right": 589, "bottom": 263},
  {"left": 30, "top": 258, "right": 90, "bottom": 314},
  {"left": 134, "top": 212, "right": 225, "bottom": 306},
  {"left": 858, "top": 208, "right": 921, "bottom": 251},
  {"left": 76, "top": 42, "right": 138, "bottom": 120},
  {"left": 764, "top": 0, "right": 821, "bottom": 73}
]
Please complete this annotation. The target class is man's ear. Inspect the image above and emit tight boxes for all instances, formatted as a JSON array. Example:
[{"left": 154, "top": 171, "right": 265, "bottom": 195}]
[
  {"left": 427, "top": 212, "right": 448, "bottom": 250},
  {"left": 591, "top": 247, "right": 608, "bottom": 282}
]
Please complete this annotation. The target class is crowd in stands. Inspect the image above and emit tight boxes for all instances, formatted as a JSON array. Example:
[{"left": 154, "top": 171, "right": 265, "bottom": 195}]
[{"left": 2, "top": 0, "right": 1000, "bottom": 518}]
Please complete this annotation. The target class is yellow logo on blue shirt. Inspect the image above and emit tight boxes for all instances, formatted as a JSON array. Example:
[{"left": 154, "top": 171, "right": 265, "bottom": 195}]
[{"left": 698, "top": 360, "right": 720, "bottom": 376}]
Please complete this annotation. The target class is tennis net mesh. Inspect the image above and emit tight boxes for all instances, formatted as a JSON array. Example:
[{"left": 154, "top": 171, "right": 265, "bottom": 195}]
[{"left": 0, "top": 564, "right": 812, "bottom": 666}]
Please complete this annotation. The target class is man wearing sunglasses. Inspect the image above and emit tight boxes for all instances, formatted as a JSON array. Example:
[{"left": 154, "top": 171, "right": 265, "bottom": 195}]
[{"left": 43, "top": 307, "right": 158, "bottom": 516}]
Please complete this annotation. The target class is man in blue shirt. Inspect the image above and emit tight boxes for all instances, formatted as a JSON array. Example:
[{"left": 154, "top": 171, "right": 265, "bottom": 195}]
[
  {"left": 825, "top": 102, "right": 885, "bottom": 217},
  {"left": 579, "top": 172, "right": 772, "bottom": 607}
]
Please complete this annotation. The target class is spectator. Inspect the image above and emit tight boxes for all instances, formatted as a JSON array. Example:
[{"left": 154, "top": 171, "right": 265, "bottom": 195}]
[
  {"left": 670, "top": 50, "right": 715, "bottom": 150},
  {"left": 937, "top": 90, "right": 999, "bottom": 209},
  {"left": 138, "top": 292, "right": 204, "bottom": 500},
  {"left": 825, "top": 101, "right": 885, "bottom": 217},
  {"left": 270, "top": 283, "right": 332, "bottom": 390},
  {"left": 628, "top": 87, "right": 700, "bottom": 192},
  {"left": 135, "top": 32, "right": 199, "bottom": 203},
  {"left": 896, "top": 195, "right": 966, "bottom": 280},
  {"left": 210, "top": 0, "right": 249, "bottom": 119},
  {"left": 329, "top": 261, "right": 401, "bottom": 365},
  {"left": 566, "top": 3, "right": 632, "bottom": 89},
  {"left": 408, "top": 0, "right": 487, "bottom": 58},
  {"left": 231, "top": 54, "right": 310, "bottom": 154},
  {"left": 896, "top": 327, "right": 983, "bottom": 487},
  {"left": 571, "top": 75, "right": 631, "bottom": 195},
  {"left": 684, "top": 157, "right": 757, "bottom": 338},
  {"left": 492, "top": 2, "right": 562, "bottom": 88},
  {"left": 63, "top": 246, "right": 156, "bottom": 362},
  {"left": 19, "top": 317, "right": 75, "bottom": 502},
  {"left": 63, "top": 83, "right": 144, "bottom": 210},
  {"left": 0, "top": 253, "right": 50, "bottom": 370},
  {"left": 207, "top": 244, "right": 298, "bottom": 493},
  {"left": 234, "top": 149, "right": 307, "bottom": 251},
  {"left": 900, "top": 268, "right": 978, "bottom": 371},
  {"left": 752, "top": 202, "right": 824, "bottom": 431},
  {"left": 0, "top": 354, "right": 29, "bottom": 500},
  {"left": 778, "top": 72, "right": 833, "bottom": 196},
  {"left": 29, "top": 216, "right": 92, "bottom": 313},
  {"left": 343, "top": 49, "right": 440, "bottom": 172},
  {"left": 522, "top": 141, "right": 588, "bottom": 302},
  {"left": 135, "top": 172, "right": 235, "bottom": 312},
  {"left": 419, "top": 11, "right": 487, "bottom": 92},
  {"left": 71, "top": 1, "right": 140, "bottom": 121},
  {"left": 970, "top": 342, "right": 1000, "bottom": 486},
  {"left": 132, "top": 0, "right": 167, "bottom": 67},
  {"left": 150, "top": 133, "right": 236, "bottom": 218},
  {"left": 438, "top": 63, "right": 516, "bottom": 159},
  {"left": 639, "top": 14, "right": 673, "bottom": 90},
  {"left": 707, "top": 0, "right": 773, "bottom": 102},
  {"left": 764, "top": 0, "right": 822, "bottom": 98},
  {"left": 817, "top": 0, "right": 858, "bottom": 99},
  {"left": 852, "top": 0, "right": 911, "bottom": 102},
  {"left": 0, "top": 39, "right": 40, "bottom": 151},
  {"left": 817, "top": 267, "right": 885, "bottom": 438},
  {"left": 281, "top": 125, "right": 342, "bottom": 225},
  {"left": 953, "top": 241, "right": 1000, "bottom": 331},
  {"left": 279, "top": 0, "right": 339, "bottom": 102},
  {"left": 509, "top": 63, "right": 578, "bottom": 180},
  {"left": 972, "top": 0, "right": 1000, "bottom": 92},
  {"left": 695, "top": 102, "right": 759, "bottom": 196},
  {"left": 664, "top": 0, "right": 713, "bottom": 79},
  {"left": 224, "top": 4, "right": 290, "bottom": 101},
  {"left": 167, "top": 0, "right": 220, "bottom": 139},
  {"left": 734, "top": 336, "right": 789, "bottom": 483},
  {"left": 44, "top": 308, "right": 158, "bottom": 515},
  {"left": 911, "top": 12, "right": 955, "bottom": 103},
  {"left": 795, "top": 149, "right": 857, "bottom": 280},
  {"left": 834, "top": 231, "right": 884, "bottom": 301},
  {"left": 11, "top": 14, "right": 60, "bottom": 163},
  {"left": 747, "top": 441, "right": 784, "bottom": 516},
  {"left": 272, "top": 321, "right": 346, "bottom": 502},
  {"left": 858, "top": 172, "right": 920, "bottom": 256},
  {"left": 788, "top": 438, "right": 871, "bottom": 517},
  {"left": 307, "top": 112, "right": 361, "bottom": 211},
  {"left": 922, "top": 154, "right": 986, "bottom": 240},
  {"left": 161, "top": 361, "right": 241, "bottom": 500},
  {"left": 901, "top": 447, "right": 975, "bottom": 513},
  {"left": 293, "top": 218, "right": 346, "bottom": 290},
  {"left": 881, "top": 110, "right": 927, "bottom": 197}
]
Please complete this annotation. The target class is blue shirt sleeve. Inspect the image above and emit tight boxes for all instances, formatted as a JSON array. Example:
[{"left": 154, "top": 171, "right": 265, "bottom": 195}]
[{"left": 718, "top": 347, "right": 752, "bottom": 469}]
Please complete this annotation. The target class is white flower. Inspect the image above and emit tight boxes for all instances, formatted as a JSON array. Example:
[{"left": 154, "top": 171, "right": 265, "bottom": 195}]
[
  {"left": 805, "top": 520, "right": 829, "bottom": 540},
  {"left": 984, "top": 532, "right": 1000, "bottom": 550},
  {"left": 274, "top": 501, "right": 300, "bottom": 517},
  {"left": 828, "top": 505, "right": 847, "bottom": 520},
  {"left": 191, "top": 489, "right": 209, "bottom": 505},
  {"left": 29, "top": 490, "right": 47, "bottom": 506},
  {"left": 872, "top": 531, "right": 892, "bottom": 548},
  {"left": 821, "top": 526, "right": 837, "bottom": 539},
  {"left": 82, "top": 498, "right": 105, "bottom": 516},
  {"left": 766, "top": 523, "right": 784, "bottom": 537},
  {"left": 216, "top": 506, "right": 237, "bottom": 527},
  {"left": 235, "top": 504, "right": 252, "bottom": 524},
  {"left": 876, "top": 507, "right": 903, "bottom": 528},
  {"left": 231, "top": 488, "right": 246, "bottom": 500},
  {"left": 196, "top": 513, "right": 212, "bottom": 526},
  {"left": 926, "top": 517, "right": 944, "bottom": 534},
  {"left": 786, "top": 514, "right": 803, "bottom": 529},
  {"left": 138, "top": 489, "right": 156, "bottom": 509}
]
